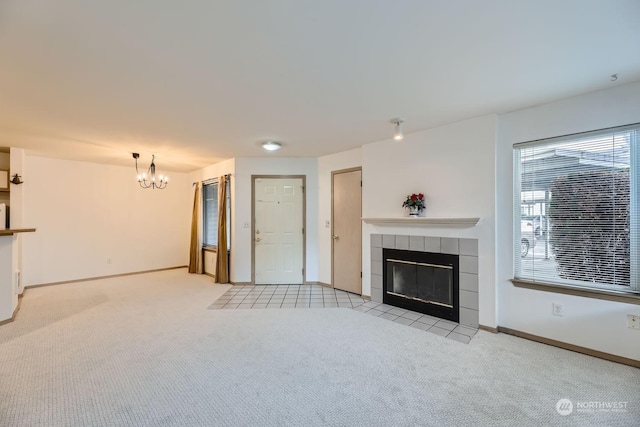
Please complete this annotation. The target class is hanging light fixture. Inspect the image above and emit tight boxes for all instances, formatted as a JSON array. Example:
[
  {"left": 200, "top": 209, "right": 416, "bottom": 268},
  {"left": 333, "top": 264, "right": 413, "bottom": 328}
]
[
  {"left": 132, "top": 153, "right": 168, "bottom": 189},
  {"left": 391, "top": 118, "right": 404, "bottom": 141}
]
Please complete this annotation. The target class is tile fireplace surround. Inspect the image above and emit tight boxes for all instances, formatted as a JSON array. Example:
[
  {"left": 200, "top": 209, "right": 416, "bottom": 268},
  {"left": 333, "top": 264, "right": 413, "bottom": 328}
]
[{"left": 370, "top": 234, "right": 479, "bottom": 329}]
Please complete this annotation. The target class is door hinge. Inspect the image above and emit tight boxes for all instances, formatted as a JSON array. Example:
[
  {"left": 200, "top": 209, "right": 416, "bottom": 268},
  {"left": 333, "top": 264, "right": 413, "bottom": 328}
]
[
  {"left": 360, "top": 180, "right": 362, "bottom": 187},
  {"left": 360, "top": 271, "right": 362, "bottom": 278},
  {"left": 302, "top": 227, "right": 305, "bottom": 234}
]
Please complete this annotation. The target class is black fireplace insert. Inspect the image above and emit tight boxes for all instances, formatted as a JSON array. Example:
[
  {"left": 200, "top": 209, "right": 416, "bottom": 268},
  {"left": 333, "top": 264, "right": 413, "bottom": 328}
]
[{"left": 383, "top": 248, "right": 459, "bottom": 322}]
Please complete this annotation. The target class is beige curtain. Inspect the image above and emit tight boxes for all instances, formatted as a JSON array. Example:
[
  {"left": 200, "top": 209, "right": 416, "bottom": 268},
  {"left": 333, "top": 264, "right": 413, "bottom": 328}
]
[
  {"left": 188, "top": 182, "right": 203, "bottom": 274},
  {"left": 215, "top": 175, "right": 229, "bottom": 283}
]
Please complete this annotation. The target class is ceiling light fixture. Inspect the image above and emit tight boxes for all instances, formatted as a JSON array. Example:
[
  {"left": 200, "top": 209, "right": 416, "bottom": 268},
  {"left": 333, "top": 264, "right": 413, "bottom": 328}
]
[
  {"left": 391, "top": 118, "right": 404, "bottom": 141},
  {"left": 132, "top": 153, "right": 168, "bottom": 189},
  {"left": 610, "top": 73, "right": 618, "bottom": 82},
  {"left": 262, "top": 141, "right": 282, "bottom": 152}
]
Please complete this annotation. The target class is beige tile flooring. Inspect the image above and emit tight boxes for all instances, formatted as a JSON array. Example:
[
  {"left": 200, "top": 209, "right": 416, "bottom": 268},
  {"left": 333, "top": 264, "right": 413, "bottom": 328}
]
[{"left": 209, "top": 284, "right": 478, "bottom": 344}]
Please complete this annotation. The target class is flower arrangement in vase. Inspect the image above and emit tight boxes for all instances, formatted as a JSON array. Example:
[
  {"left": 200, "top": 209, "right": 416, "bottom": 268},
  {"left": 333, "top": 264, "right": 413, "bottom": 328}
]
[{"left": 402, "top": 193, "right": 425, "bottom": 217}]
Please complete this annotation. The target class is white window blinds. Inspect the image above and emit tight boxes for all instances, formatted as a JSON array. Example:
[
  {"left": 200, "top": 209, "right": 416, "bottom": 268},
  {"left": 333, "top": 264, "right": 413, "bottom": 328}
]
[
  {"left": 203, "top": 181, "right": 219, "bottom": 246},
  {"left": 513, "top": 123, "right": 639, "bottom": 293}
]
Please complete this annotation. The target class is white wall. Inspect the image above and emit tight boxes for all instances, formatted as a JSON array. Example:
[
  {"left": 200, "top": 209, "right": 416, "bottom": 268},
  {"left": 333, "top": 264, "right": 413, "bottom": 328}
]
[
  {"left": 361, "top": 115, "right": 498, "bottom": 327},
  {"left": 203, "top": 250, "right": 217, "bottom": 277},
  {"left": 22, "top": 156, "right": 191, "bottom": 285},
  {"left": 0, "top": 152, "right": 9, "bottom": 206},
  {"left": 233, "top": 157, "right": 318, "bottom": 283},
  {"left": 317, "top": 148, "right": 362, "bottom": 285},
  {"left": 190, "top": 158, "right": 236, "bottom": 183},
  {"left": 496, "top": 81, "right": 640, "bottom": 360},
  {"left": 9, "top": 148, "right": 25, "bottom": 228},
  {"left": 10, "top": 148, "right": 25, "bottom": 294},
  {"left": 0, "top": 234, "right": 18, "bottom": 321},
  {"left": 0, "top": 149, "right": 21, "bottom": 321}
]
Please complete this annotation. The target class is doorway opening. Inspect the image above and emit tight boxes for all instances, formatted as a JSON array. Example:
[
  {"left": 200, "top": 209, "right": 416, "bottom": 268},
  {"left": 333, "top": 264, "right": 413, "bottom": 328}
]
[{"left": 331, "top": 168, "right": 362, "bottom": 295}]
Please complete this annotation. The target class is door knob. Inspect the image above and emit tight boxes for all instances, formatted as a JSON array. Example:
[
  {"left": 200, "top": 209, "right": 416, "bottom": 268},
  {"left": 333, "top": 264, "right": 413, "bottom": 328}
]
[
  {"left": 332, "top": 235, "right": 339, "bottom": 240},
  {"left": 256, "top": 237, "right": 262, "bottom": 242}
]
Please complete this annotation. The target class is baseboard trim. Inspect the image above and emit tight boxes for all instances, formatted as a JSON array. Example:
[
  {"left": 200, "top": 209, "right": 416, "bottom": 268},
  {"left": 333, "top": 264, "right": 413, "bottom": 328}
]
[
  {"left": 203, "top": 272, "right": 216, "bottom": 279},
  {"left": 0, "top": 295, "right": 23, "bottom": 326},
  {"left": 497, "top": 326, "right": 640, "bottom": 369},
  {"left": 26, "top": 266, "right": 188, "bottom": 289},
  {"left": 230, "top": 281, "right": 337, "bottom": 288},
  {"left": 478, "top": 324, "right": 498, "bottom": 333}
]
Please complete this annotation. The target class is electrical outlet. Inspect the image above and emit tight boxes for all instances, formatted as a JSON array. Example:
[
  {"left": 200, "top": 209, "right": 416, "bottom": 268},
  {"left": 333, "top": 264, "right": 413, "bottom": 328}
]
[
  {"left": 243, "top": 222, "right": 250, "bottom": 229},
  {"left": 325, "top": 220, "right": 330, "bottom": 228},
  {"left": 627, "top": 314, "right": 640, "bottom": 330},
  {"left": 552, "top": 303, "right": 564, "bottom": 317}
]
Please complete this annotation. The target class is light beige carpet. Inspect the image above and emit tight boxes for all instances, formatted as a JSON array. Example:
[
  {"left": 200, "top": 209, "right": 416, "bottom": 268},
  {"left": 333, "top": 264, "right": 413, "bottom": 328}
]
[{"left": 0, "top": 269, "right": 638, "bottom": 426}]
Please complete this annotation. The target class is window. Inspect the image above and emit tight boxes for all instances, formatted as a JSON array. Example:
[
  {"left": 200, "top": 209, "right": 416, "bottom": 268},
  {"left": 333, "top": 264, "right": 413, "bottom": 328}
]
[
  {"left": 203, "top": 179, "right": 231, "bottom": 249},
  {"left": 513, "top": 123, "right": 639, "bottom": 294}
]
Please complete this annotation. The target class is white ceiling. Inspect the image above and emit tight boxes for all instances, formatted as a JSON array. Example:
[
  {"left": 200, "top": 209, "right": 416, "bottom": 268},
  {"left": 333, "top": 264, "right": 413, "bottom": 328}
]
[{"left": 1, "top": 0, "right": 639, "bottom": 172}]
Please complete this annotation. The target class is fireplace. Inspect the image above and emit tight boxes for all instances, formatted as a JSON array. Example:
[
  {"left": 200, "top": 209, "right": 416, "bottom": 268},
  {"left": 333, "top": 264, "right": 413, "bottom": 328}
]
[
  {"left": 383, "top": 248, "right": 459, "bottom": 322},
  {"left": 370, "top": 234, "right": 479, "bottom": 328}
]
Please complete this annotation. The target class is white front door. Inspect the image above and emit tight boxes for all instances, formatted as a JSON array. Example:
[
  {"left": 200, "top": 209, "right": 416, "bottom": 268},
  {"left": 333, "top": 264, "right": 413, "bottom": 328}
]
[{"left": 254, "top": 177, "right": 304, "bottom": 284}]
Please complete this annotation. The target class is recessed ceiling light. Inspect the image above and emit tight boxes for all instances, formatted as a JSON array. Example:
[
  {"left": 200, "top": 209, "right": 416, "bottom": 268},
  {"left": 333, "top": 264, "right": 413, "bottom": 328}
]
[{"left": 262, "top": 141, "right": 282, "bottom": 151}]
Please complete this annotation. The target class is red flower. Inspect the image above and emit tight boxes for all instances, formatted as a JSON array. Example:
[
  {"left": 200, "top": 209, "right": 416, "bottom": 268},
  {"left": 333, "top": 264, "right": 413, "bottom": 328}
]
[{"left": 402, "top": 193, "right": 426, "bottom": 211}]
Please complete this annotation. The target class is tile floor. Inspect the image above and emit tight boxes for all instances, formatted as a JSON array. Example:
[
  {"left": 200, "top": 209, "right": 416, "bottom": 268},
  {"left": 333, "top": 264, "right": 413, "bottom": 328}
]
[{"left": 209, "top": 284, "right": 478, "bottom": 344}]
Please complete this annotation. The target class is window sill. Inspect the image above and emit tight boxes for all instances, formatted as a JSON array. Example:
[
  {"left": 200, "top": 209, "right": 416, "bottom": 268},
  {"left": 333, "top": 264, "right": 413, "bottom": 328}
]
[
  {"left": 202, "top": 246, "right": 231, "bottom": 253},
  {"left": 511, "top": 279, "right": 640, "bottom": 305}
]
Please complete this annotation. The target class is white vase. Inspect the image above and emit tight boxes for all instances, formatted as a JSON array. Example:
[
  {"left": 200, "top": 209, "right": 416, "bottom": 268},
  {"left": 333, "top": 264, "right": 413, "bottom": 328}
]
[{"left": 409, "top": 206, "right": 420, "bottom": 217}]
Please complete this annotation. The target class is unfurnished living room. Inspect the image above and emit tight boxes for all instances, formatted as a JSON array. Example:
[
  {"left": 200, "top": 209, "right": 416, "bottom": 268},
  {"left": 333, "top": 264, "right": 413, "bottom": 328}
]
[{"left": 1, "top": 1, "right": 639, "bottom": 426}]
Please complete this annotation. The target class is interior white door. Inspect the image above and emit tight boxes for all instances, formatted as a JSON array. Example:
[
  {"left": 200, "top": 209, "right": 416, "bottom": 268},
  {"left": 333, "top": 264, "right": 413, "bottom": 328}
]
[{"left": 254, "top": 177, "right": 304, "bottom": 284}]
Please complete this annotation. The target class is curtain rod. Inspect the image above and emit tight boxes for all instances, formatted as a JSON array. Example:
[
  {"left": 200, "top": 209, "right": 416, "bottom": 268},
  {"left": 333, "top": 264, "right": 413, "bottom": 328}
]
[{"left": 192, "top": 174, "right": 231, "bottom": 186}]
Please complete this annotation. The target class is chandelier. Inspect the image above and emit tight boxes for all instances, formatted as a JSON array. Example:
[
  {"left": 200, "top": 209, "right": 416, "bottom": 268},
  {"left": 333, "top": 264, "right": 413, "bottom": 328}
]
[{"left": 132, "top": 153, "right": 168, "bottom": 189}]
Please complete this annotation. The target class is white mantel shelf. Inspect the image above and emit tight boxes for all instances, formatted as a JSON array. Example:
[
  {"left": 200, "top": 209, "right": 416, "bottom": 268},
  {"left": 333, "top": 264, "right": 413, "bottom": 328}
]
[{"left": 362, "top": 217, "right": 481, "bottom": 227}]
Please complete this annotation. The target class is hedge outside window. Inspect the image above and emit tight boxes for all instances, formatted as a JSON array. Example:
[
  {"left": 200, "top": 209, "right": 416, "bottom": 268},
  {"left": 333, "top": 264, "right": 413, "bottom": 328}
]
[{"left": 513, "top": 123, "right": 639, "bottom": 293}]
